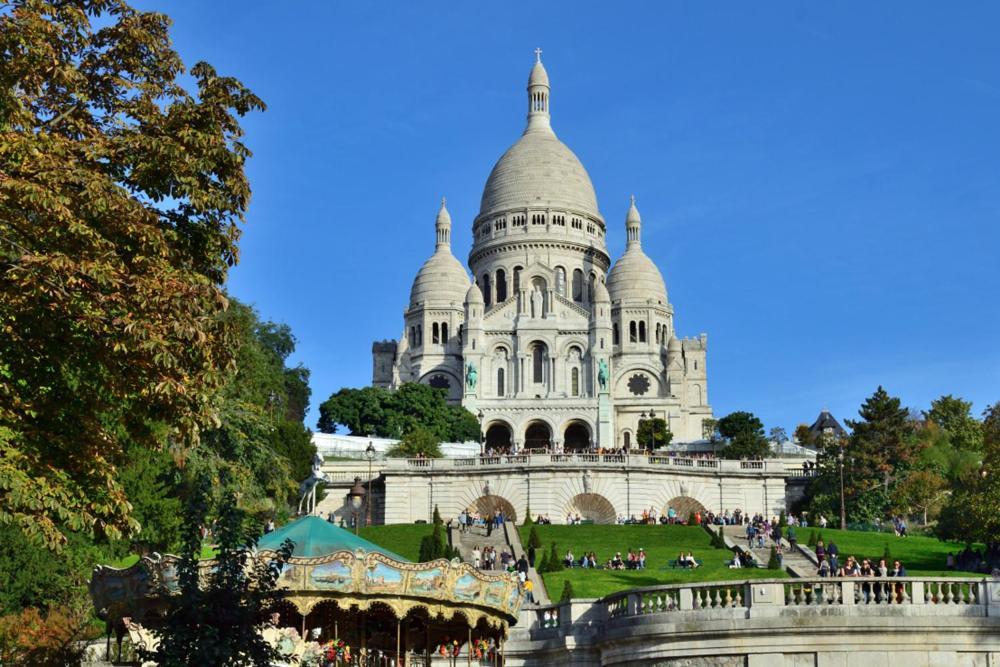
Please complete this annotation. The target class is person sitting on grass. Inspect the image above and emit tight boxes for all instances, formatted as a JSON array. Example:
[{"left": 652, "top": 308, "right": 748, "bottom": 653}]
[
  {"left": 638, "top": 548, "right": 647, "bottom": 569},
  {"left": 685, "top": 552, "right": 700, "bottom": 569},
  {"left": 563, "top": 550, "right": 575, "bottom": 568}
]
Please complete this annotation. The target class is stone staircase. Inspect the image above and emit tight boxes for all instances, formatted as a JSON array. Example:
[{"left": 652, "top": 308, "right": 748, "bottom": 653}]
[
  {"left": 718, "top": 524, "right": 816, "bottom": 577},
  {"left": 449, "top": 522, "right": 550, "bottom": 605}
]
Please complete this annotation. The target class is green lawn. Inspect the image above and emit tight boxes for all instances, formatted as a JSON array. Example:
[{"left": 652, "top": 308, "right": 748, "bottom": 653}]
[
  {"left": 801, "top": 527, "right": 980, "bottom": 576},
  {"left": 358, "top": 523, "right": 434, "bottom": 562},
  {"left": 519, "top": 524, "right": 784, "bottom": 599}
]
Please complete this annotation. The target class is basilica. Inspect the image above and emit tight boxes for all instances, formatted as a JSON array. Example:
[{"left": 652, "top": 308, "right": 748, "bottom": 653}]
[{"left": 372, "top": 54, "right": 712, "bottom": 451}]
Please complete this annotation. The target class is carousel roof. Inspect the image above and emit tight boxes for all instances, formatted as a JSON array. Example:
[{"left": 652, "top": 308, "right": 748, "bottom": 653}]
[{"left": 258, "top": 515, "right": 409, "bottom": 561}]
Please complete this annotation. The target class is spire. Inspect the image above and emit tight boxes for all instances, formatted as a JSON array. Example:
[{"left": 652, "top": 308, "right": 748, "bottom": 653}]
[
  {"left": 625, "top": 195, "right": 642, "bottom": 248},
  {"left": 525, "top": 49, "right": 552, "bottom": 135},
  {"left": 435, "top": 197, "right": 451, "bottom": 249}
]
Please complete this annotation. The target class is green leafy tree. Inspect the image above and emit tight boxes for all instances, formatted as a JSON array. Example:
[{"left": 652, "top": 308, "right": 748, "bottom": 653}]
[
  {"left": 717, "top": 411, "right": 770, "bottom": 459},
  {"left": 767, "top": 546, "right": 780, "bottom": 570},
  {"left": 636, "top": 418, "right": 672, "bottom": 449},
  {"left": 148, "top": 473, "right": 292, "bottom": 666},
  {"left": 317, "top": 383, "right": 479, "bottom": 442},
  {"left": 924, "top": 395, "right": 983, "bottom": 452},
  {"left": 769, "top": 427, "right": 788, "bottom": 445},
  {"left": 527, "top": 526, "right": 542, "bottom": 549},
  {"left": 701, "top": 418, "right": 719, "bottom": 443},
  {"left": 419, "top": 505, "right": 457, "bottom": 561},
  {"left": 523, "top": 505, "right": 534, "bottom": 527},
  {"left": 117, "top": 443, "right": 184, "bottom": 555},
  {"left": 388, "top": 427, "right": 443, "bottom": 459},
  {"left": 939, "top": 402, "right": 1000, "bottom": 543},
  {"left": 1, "top": 0, "right": 264, "bottom": 549}
]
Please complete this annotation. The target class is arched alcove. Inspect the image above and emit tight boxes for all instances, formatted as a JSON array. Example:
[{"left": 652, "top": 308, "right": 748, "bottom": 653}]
[
  {"left": 565, "top": 493, "right": 616, "bottom": 524},
  {"left": 471, "top": 495, "right": 517, "bottom": 523},
  {"left": 524, "top": 421, "right": 552, "bottom": 449},
  {"left": 663, "top": 496, "right": 708, "bottom": 521},
  {"left": 485, "top": 422, "right": 512, "bottom": 450},
  {"left": 563, "top": 422, "right": 591, "bottom": 451}
]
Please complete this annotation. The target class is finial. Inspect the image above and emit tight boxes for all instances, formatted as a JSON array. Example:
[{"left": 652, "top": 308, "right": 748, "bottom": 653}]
[
  {"left": 534, "top": 47, "right": 543, "bottom": 63},
  {"left": 441, "top": 196, "right": 447, "bottom": 207},
  {"left": 630, "top": 194, "right": 636, "bottom": 206}
]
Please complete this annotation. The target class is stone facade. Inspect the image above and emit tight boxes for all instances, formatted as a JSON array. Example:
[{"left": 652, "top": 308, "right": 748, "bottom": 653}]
[{"left": 373, "top": 54, "right": 712, "bottom": 449}]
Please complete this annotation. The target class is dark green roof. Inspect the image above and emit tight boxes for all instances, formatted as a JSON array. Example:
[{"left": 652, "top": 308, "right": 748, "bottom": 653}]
[{"left": 258, "top": 516, "right": 409, "bottom": 561}]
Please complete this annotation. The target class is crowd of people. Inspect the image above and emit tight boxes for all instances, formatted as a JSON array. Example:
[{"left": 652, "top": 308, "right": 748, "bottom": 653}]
[{"left": 456, "top": 508, "right": 507, "bottom": 536}]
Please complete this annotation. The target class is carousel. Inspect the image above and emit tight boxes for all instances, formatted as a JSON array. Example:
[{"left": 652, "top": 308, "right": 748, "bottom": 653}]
[{"left": 90, "top": 515, "right": 523, "bottom": 665}]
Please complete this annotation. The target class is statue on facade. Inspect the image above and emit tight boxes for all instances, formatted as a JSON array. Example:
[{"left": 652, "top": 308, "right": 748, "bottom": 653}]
[
  {"left": 530, "top": 286, "right": 543, "bottom": 318},
  {"left": 582, "top": 469, "right": 592, "bottom": 494},
  {"left": 597, "top": 358, "right": 609, "bottom": 391},
  {"left": 465, "top": 361, "right": 478, "bottom": 390}
]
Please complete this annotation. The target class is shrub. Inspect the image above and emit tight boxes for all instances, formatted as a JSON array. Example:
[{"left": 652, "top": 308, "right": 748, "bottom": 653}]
[
  {"left": 882, "top": 544, "right": 892, "bottom": 564},
  {"left": 778, "top": 511, "right": 787, "bottom": 527},
  {"left": 559, "top": 580, "right": 574, "bottom": 602},
  {"left": 767, "top": 546, "right": 781, "bottom": 570},
  {"left": 534, "top": 549, "right": 548, "bottom": 574},
  {"left": 527, "top": 526, "right": 542, "bottom": 549},
  {"left": 523, "top": 506, "right": 533, "bottom": 527},
  {"left": 546, "top": 543, "right": 561, "bottom": 572}
]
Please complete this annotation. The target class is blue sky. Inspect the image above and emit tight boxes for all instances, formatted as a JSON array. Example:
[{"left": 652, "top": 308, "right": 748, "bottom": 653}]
[{"left": 142, "top": 1, "right": 1000, "bottom": 434}]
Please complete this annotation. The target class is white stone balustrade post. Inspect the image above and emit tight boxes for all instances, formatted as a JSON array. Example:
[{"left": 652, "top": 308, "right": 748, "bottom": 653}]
[
  {"left": 627, "top": 593, "right": 641, "bottom": 615},
  {"left": 840, "top": 580, "right": 854, "bottom": 605},
  {"left": 910, "top": 580, "right": 925, "bottom": 605},
  {"left": 678, "top": 587, "right": 694, "bottom": 611},
  {"left": 748, "top": 581, "right": 783, "bottom": 607}
]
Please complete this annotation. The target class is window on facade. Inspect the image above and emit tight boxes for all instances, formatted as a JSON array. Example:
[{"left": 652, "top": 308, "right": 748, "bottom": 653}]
[
  {"left": 481, "top": 274, "right": 491, "bottom": 307},
  {"left": 572, "top": 269, "right": 584, "bottom": 302},
  {"left": 495, "top": 269, "right": 507, "bottom": 302},
  {"left": 441, "top": 323, "right": 448, "bottom": 344},
  {"left": 432, "top": 322, "right": 440, "bottom": 344},
  {"left": 655, "top": 323, "right": 661, "bottom": 344},
  {"left": 571, "top": 367, "right": 580, "bottom": 396},
  {"left": 532, "top": 345, "right": 544, "bottom": 383},
  {"left": 555, "top": 267, "right": 566, "bottom": 296},
  {"left": 629, "top": 321, "right": 637, "bottom": 343},
  {"left": 417, "top": 325, "right": 422, "bottom": 346},
  {"left": 458, "top": 324, "right": 463, "bottom": 343},
  {"left": 624, "top": 432, "right": 631, "bottom": 449},
  {"left": 497, "top": 368, "right": 505, "bottom": 396},
  {"left": 694, "top": 360, "right": 698, "bottom": 370},
  {"left": 613, "top": 323, "right": 620, "bottom": 345},
  {"left": 513, "top": 266, "right": 522, "bottom": 293},
  {"left": 588, "top": 273, "right": 596, "bottom": 302},
  {"left": 639, "top": 321, "right": 646, "bottom": 343}
]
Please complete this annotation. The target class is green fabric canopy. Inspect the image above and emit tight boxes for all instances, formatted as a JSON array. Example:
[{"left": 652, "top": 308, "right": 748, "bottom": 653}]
[{"left": 258, "top": 515, "right": 409, "bottom": 562}]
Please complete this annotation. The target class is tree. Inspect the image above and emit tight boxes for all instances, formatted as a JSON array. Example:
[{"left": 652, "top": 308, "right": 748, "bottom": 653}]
[
  {"left": 419, "top": 505, "right": 457, "bottom": 561},
  {"left": 767, "top": 546, "right": 780, "bottom": 570},
  {"left": 559, "top": 580, "right": 574, "bottom": 602},
  {"left": 1, "top": 0, "right": 264, "bottom": 548},
  {"left": 717, "top": 412, "right": 769, "bottom": 459},
  {"left": 769, "top": 427, "right": 788, "bottom": 446},
  {"left": 701, "top": 418, "right": 720, "bottom": 443},
  {"left": 388, "top": 427, "right": 443, "bottom": 459},
  {"left": 793, "top": 424, "right": 814, "bottom": 447},
  {"left": 116, "top": 443, "right": 184, "bottom": 555},
  {"left": 925, "top": 395, "right": 983, "bottom": 452},
  {"left": 527, "top": 526, "right": 542, "bottom": 549},
  {"left": 636, "top": 417, "right": 672, "bottom": 449},
  {"left": 148, "top": 473, "right": 292, "bottom": 666},
  {"left": 940, "top": 402, "right": 1000, "bottom": 544},
  {"left": 318, "top": 383, "right": 479, "bottom": 443}
]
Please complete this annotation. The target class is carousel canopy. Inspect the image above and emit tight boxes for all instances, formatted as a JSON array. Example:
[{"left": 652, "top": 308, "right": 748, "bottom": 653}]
[{"left": 258, "top": 515, "right": 409, "bottom": 561}]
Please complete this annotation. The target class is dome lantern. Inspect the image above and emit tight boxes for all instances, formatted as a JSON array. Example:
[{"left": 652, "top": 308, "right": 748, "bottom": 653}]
[
  {"left": 526, "top": 48, "right": 551, "bottom": 134},
  {"left": 435, "top": 196, "right": 452, "bottom": 248}
]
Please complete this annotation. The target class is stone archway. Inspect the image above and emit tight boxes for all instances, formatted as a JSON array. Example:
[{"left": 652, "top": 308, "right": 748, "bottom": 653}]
[
  {"left": 470, "top": 495, "right": 517, "bottom": 523},
  {"left": 565, "top": 493, "right": 617, "bottom": 524},
  {"left": 524, "top": 421, "right": 552, "bottom": 450},
  {"left": 485, "top": 422, "right": 512, "bottom": 450},
  {"left": 663, "top": 496, "right": 708, "bottom": 522},
  {"left": 563, "top": 421, "right": 591, "bottom": 451}
]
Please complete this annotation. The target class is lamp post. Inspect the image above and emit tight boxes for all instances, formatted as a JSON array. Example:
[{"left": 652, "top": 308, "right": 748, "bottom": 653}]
[
  {"left": 365, "top": 441, "right": 376, "bottom": 527},
  {"left": 837, "top": 448, "right": 846, "bottom": 530},
  {"left": 347, "top": 476, "right": 366, "bottom": 536}
]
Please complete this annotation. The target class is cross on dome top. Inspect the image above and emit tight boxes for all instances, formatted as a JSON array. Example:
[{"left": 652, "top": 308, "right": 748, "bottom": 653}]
[{"left": 534, "top": 47, "right": 543, "bottom": 63}]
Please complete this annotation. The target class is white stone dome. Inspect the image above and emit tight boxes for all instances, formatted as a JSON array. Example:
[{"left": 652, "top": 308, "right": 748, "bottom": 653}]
[
  {"left": 606, "top": 197, "right": 668, "bottom": 305},
  {"left": 479, "top": 131, "right": 600, "bottom": 219},
  {"left": 409, "top": 249, "right": 469, "bottom": 307}
]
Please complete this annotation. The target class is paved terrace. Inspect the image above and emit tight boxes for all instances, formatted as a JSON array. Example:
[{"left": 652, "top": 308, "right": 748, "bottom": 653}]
[{"left": 506, "top": 576, "right": 1000, "bottom": 666}]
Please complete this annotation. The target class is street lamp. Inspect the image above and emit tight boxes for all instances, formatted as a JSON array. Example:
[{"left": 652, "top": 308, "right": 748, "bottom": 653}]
[
  {"left": 364, "top": 441, "right": 376, "bottom": 527},
  {"left": 837, "top": 448, "right": 846, "bottom": 530},
  {"left": 347, "top": 476, "right": 366, "bottom": 536}
]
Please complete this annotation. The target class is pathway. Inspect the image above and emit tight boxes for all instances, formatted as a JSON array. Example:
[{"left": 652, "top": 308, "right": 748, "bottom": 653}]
[
  {"left": 449, "top": 522, "right": 550, "bottom": 605},
  {"left": 718, "top": 524, "right": 816, "bottom": 577}
]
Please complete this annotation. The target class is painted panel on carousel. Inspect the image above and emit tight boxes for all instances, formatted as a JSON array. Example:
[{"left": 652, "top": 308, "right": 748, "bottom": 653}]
[
  {"left": 276, "top": 561, "right": 304, "bottom": 589},
  {"left": 453, "top": 573, "right": 481, "bottom": 602},
  {"left": 505, "top": 584, "right": 521, "bottom": 612},
  {"left": 409, "top": 566, "right": 447, "bottom": 598},
  {"left": 363, "top": 561, "right": 404, "bottom": 594},
  {"left": 309, "top": 558, "right": 353, "bottom": 592},
  {"left": 483, "top": 580, "right": 506, "bottom": 607}
]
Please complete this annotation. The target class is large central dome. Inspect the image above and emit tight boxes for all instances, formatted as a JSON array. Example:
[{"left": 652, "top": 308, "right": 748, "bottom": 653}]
[
  {"left": 479, "top": 132, "right": 600, "bottom": 218},
  {"left": 477, "top": 55, "right": 601, "bottom": 221}
]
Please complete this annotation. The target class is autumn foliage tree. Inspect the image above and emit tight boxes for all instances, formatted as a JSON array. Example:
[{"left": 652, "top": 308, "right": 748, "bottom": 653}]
[{"left": 0, "top": 0, "right": 264, "bottom": 548}]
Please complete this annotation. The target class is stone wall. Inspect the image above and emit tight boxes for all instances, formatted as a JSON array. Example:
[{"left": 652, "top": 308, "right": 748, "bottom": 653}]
[{"left": 505, "top": 577, "right": 1000, "bottom": 666}]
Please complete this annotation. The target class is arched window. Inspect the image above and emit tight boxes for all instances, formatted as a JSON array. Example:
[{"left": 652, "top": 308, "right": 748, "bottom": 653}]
[
  {"left": 441, "top": 322, "right": 448, "bottom": 344},
  {"left": 571, "top": 367, "right": 580, "bottom": 397},
  {"left": 495, "top": 269, "right": 507, "bottom": 302},
  {"left": 497, "top": 367, "right": 505, "bottom": 396},
  {"left": 513, "top": 266, "right": 522, "bottom": 293},
  {"left": 432, "top": 322, "right": 440, "bottom": 344},
  {"left": 639, "top": 321, "right": 646, "bottom": 343},
  {"left": 481, "top": 274, "right": 491, "bottom": 307},
  {"left": 555, "top": 267, "right": 566, "bottom": 296},
  {"left": 629, "top": 321, "right": 637, "bottom": 343},
  {"left": 409, "top": 326, "right": 415, "bottom": 346},
  {"left": 588, "top": 273, "right": 596, "bottom": 303},
  {"left": 655, "top": 323, "right": 661, "bottom": 344},
  {"left": 624, "top": 432, "right": 631, "bottom": 450},
  {"left": 572, "top": 269, "right": 584, "bottom": 302},
  {"left": 417, "top": 325, "right": 422, "bottom": 346},
  {"left": 458, "top": 324, "right": 463, "bottom": 343},
  {"left": 613, "top": 323, "right": 620, "bottom": 345},
  {"left": 532, "top": 344, "right": 545, "bottom": 383}
]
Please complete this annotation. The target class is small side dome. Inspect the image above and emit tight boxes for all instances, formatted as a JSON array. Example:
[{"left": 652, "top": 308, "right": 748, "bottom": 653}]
[
  {"left": 606, "top": 197, "right": 668, "bottom": 305},
  {"left": 667, "top": 336, "right": 682, "bottom": 352},
  {"left": 409, "top": 200, "right": 470, "bottom": 308},
  {"left": 465, "top": 281, "right": 484, "bottom": 305},
  {"left": 593, "top": 279, "right": 611, "bottom": 304}
]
